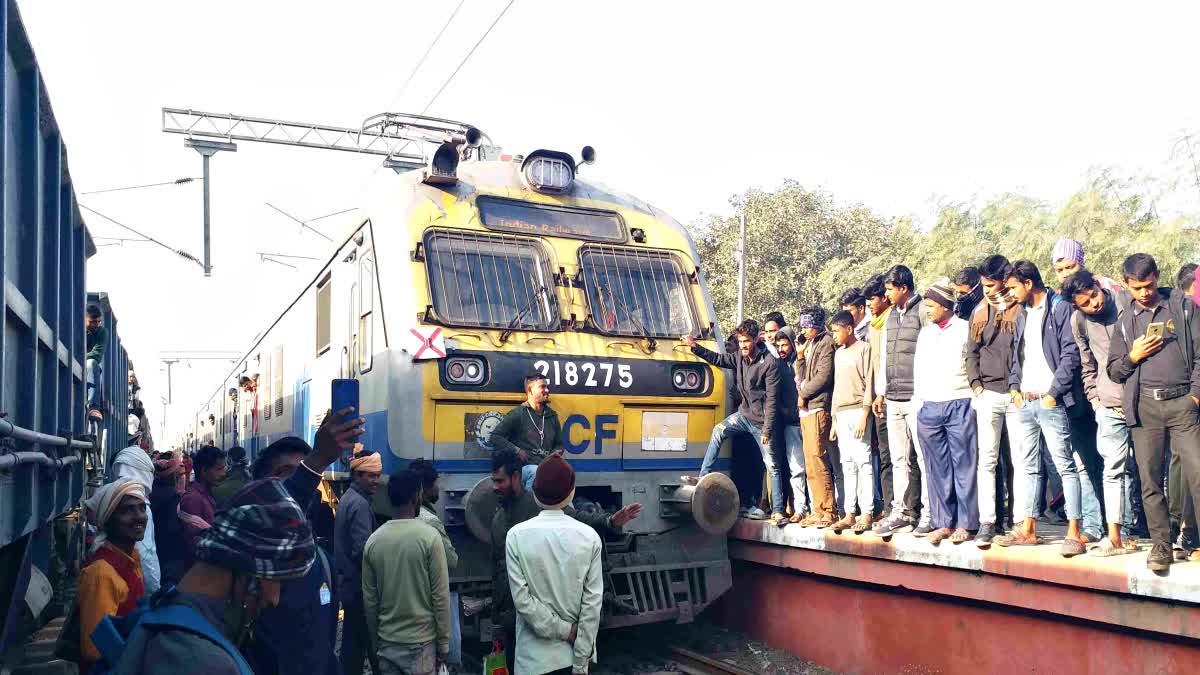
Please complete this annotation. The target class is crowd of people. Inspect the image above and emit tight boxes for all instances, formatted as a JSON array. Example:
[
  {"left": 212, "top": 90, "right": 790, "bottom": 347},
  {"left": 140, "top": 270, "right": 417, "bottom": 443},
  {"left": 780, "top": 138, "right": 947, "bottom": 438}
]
[
  {"left": 71, "top": 376, "right": 636, "bottom": 675},
  {"left": 684, "top": 239, "right": 1200, "bottom": 573}
]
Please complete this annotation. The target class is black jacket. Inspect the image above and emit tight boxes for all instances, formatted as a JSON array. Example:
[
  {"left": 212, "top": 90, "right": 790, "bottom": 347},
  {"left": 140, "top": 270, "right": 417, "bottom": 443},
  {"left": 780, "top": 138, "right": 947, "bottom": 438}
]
[
  {"left": 884, "top": 294, "right": 927, "bottom": 401},
  {"left": 796, "top": 331, "right": 835, "bottom": 410},
  {"left": 693, "top": 341, "right": 781, "bottom": 431},
  {"left": 775, "top": 349, "right": 801, "bottom": 427},
  {"left": 1106, "top": 288, "right": 1200, "bottom": 426}
]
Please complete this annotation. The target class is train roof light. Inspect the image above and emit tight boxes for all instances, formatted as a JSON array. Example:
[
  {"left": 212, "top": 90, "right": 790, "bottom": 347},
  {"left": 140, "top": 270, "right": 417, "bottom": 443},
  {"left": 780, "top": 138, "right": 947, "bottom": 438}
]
[{"left": 521, "top": 150, "right": 576, "bottom": 194}]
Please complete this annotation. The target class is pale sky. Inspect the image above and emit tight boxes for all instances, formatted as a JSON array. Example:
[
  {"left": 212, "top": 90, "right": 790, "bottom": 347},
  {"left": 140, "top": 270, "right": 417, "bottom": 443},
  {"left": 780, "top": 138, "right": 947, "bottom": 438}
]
[{"left": 20, "top": 1, "right": 1200, "bottom": 443}]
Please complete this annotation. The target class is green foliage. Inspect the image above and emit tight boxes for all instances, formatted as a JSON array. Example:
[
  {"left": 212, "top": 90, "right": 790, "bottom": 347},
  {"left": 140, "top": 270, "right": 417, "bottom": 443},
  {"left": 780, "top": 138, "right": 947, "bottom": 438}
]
[{"left": 689, "top": 173, "right": 1198, "bottom": 333}]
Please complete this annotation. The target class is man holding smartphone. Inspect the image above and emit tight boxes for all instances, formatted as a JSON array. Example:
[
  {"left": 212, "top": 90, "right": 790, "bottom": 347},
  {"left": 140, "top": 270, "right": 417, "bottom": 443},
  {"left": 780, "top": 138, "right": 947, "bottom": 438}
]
[{"left": 1107, "top": 253, "right": 1200, "bottom": 572}]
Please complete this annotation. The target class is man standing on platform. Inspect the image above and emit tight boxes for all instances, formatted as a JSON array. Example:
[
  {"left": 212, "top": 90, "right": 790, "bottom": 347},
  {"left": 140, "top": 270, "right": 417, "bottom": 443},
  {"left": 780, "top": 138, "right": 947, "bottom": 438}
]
[
  {"left": 1063, "top": 269, "right": 1139, "bottom": 557},
  {"left": 873, "top": 265, "right": 931, "bottom": 537},
  {"left": 682, "top": 319, "right": 783, "bottom": 521},
  {"left": 964, "top": 255, "right": 1023, "bottom": 548},
  {"left": 1107, "top": 253, "right": 1200, "bottom": 571},
  {"left": 913, "top": 281, "right": 979, "bottom": 545},
  {"left": 995, "top": 261, "right": 1101, "bottom": 556}
]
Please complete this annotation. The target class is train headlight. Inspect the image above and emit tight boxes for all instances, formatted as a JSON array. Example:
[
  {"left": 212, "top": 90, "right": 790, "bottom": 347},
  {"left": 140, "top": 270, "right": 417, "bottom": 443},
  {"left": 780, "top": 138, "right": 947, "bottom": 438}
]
[
  {"left": 521, "top": 150, "right": 575, "bottom": 193},
  {"left": 671, "top": 365, "right": 704, "bottom": 392},
  {"left": 446, "top": 356, "right": 486, "bottom": 385}
]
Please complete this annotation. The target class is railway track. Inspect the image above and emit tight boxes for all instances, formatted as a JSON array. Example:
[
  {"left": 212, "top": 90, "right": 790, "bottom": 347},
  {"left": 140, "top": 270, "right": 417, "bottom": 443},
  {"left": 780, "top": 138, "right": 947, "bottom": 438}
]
[{"left": 669, "top": 646, "right": 758, "bottom": 675}]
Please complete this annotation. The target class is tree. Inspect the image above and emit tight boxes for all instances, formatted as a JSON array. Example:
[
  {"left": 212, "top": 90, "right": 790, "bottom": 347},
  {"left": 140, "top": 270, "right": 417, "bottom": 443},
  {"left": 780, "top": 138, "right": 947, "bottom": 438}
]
[
  {"left": 690, "top": 181, "right": 895, "bottom": 333},
  {"left": 690, "top": 173, "right": 1198, "bottom": 334}
]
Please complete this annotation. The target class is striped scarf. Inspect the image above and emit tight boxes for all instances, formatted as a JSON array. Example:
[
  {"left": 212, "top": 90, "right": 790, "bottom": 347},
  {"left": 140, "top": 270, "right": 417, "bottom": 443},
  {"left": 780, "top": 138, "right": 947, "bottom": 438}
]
[{"left": 970, "top": 286, "right": 1021, "bottom": 341}]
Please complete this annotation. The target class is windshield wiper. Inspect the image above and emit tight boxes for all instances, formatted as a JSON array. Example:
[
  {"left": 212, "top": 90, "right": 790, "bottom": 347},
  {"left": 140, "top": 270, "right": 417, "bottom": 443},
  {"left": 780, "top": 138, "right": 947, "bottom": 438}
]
[
  {"left": 597, "top": 284, "right": 658, "bottom": 352},
  {"left": 499, "top": 287, "right": 549, "bottom": 345}
]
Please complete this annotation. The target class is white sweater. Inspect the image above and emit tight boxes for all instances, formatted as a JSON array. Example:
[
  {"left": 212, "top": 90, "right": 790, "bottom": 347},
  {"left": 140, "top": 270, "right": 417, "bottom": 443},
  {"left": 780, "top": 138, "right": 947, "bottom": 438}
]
[{"left": 912, "top": 316, "right": 972, "bottom": 403}]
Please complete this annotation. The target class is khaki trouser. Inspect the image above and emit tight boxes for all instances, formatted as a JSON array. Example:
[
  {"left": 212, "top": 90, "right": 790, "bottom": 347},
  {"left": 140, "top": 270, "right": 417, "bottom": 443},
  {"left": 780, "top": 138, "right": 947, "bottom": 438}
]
[{"left": 801, "top": 409, "right": 836, "bottom": 517}]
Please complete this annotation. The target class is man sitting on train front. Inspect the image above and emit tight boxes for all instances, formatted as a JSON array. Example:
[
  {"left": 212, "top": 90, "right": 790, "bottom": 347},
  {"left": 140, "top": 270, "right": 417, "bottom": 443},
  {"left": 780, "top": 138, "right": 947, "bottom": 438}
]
[{"left": 490, "top": 374, "right": 564, "bottom": 489}]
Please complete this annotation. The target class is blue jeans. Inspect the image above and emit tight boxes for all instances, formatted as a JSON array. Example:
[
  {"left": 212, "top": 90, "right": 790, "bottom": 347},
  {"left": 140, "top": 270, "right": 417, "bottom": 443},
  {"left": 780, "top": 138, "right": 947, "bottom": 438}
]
[
  {"left": 1095, "top": 406, "right": 1133, "bottom": 529},
  {"left": 702, "top": 412, "right": 784, "bottom": 515},
  {"left": 1012, "top": 402, "right": 1103, "bottom": 538}
]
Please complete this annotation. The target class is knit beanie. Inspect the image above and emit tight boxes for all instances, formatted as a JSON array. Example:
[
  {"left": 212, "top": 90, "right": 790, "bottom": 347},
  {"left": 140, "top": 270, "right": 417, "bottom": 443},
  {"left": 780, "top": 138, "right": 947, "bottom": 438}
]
[
  {"left": 925, "top": 279, "right": 955, "bottom": 310},
  {"left": 1052, "top": 238, "right": 1085, "bottom": 265},
  {"left": 532, "top": 454, "right": 576, "bottom": 509}
]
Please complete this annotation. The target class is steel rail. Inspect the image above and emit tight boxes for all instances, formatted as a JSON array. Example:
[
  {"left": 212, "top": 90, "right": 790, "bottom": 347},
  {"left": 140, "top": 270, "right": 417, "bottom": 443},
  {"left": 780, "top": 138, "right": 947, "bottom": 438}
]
[{"left": 669, "top": 646, "right": 757, "bottom": 675}]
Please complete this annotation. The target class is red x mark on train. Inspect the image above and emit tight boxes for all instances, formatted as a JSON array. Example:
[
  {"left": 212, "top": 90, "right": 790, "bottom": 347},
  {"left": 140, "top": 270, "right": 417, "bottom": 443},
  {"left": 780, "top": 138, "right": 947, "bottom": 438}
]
[{"left": 410, "top": 327, "right": 445, "bottom": 359}]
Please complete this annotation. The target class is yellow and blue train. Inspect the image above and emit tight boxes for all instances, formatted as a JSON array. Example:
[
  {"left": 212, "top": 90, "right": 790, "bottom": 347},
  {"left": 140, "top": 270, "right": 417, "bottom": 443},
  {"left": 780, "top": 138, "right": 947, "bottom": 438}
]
[{"left": 187, "top": 132, "right": 739, "bottom": 629}]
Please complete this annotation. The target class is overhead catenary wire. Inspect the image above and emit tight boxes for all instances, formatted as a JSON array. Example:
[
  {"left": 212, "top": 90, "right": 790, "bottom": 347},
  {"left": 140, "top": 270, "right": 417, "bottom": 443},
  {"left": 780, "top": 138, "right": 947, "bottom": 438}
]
[
  {"left": 81, "top": 177, "right": 200, "bottom": 195},
  {"left": 422, "top": 0, "right": 517, "bottom": 115},
  {"left": 381, "top": 0, "right": 467, "bottom": 112},
  {"left": 79, "top": 204, "right": 205, "bottom": 269},
  {"left": 385, "top": 0, "right": 517, "bottom": 163},
  {"left": 265, "top": 202, "right": 334, "bottom": 242}
]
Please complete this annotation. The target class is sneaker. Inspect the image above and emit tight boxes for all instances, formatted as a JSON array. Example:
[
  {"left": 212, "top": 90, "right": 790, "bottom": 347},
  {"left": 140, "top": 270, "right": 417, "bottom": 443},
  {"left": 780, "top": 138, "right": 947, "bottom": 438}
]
[
  {"left": 974, "top": 523, "right": 996, "bottom": 548},
  {"left": 913, "top": 523, "right": 935, "bottom": 537},
  {"left": 1147, "top": 542, "right": 1172, "bottom": 572},
  {"left": 872, "top": 515, "right": 910, "bottom": 537},
  {"left": 744, "top": 506, "right": 767, "bottom": 520}
]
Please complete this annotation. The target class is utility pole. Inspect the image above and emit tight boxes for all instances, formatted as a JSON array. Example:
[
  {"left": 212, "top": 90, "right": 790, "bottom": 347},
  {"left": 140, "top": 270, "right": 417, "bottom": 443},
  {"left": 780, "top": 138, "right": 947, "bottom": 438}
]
[
  {"left": 736, "top": 209, "right": 747, "bottom": 324},
  {"left": 184, "top": 139, "right": 238, "bottom": 276}
]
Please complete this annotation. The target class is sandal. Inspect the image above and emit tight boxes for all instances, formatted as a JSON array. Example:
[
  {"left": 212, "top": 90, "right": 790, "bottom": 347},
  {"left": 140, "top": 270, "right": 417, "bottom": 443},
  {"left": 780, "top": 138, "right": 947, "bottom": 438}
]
[
  {"left": 928, "top": 528, "right": 953, "bottom": 545},
  {"left": 789, "top": 512, "right": 808, "bottom": 524},
  {"left": 768, "top": 512, "right": 789, "bottom": 528},
  {"left": 1087, "top": 537, "right": 1129, "bottom": 557},
  {"left": 830, "top": 515, "right": 855, "bottom": 532},
  {"left": 853, "top": 515, "right": 875, "bottom": 534},
  {"left": 810, "top": 513, "right": 834, "bottom": 529},
  {"left": 994, "top": 530, "right": 1040, "bottom": 547},
  {"left": 1060, "top": 538, "right": 1087, "bottom": 558},
  {"left": 950, "top": 528, "right": 970, "bottom": 544}
]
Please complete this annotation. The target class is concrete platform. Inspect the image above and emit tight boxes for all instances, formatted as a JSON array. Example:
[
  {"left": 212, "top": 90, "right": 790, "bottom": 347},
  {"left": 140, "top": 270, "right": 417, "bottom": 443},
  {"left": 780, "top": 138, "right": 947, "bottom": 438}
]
[{"left": 713, "top": 520, "right": 1200, "bottom": 673}]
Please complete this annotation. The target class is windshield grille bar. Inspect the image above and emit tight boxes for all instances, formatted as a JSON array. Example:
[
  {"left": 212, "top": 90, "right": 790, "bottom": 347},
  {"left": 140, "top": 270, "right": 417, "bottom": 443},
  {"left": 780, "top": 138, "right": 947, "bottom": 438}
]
[
  {"left": 580, "top": 245, "right": 695, "bottom": 338},
  {"left": 425, "top": 230, "right": 557, "bottom": 330}
]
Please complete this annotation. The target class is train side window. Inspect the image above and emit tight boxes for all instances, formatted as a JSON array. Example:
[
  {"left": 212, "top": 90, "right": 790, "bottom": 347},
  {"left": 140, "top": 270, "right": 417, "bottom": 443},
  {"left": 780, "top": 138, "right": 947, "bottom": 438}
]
[
  {"left": 316, "top": 273, "right": 332, "bottom": 356},
  {"left": 273, "top": 346, "right": 284, "bottom": 417},
  {"left": 359, "top": 253, "right": 375, "bottom": 373}
]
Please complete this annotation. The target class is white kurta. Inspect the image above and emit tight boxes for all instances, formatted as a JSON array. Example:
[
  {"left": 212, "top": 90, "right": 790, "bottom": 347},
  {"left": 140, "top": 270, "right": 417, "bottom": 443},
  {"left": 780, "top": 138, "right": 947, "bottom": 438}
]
[{"left": 505, "top": 509, "right": 602, "bottom": 675}]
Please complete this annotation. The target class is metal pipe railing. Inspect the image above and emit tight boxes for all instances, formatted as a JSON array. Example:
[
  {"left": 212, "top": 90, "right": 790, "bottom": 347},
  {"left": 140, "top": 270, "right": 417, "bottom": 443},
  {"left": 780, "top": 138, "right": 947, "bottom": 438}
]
[
  {"left": 0, "top": 451, "right": 82, "bottom": 471},
  {"left": 0, "top": 418, "right": 93, "bottom": 470}
]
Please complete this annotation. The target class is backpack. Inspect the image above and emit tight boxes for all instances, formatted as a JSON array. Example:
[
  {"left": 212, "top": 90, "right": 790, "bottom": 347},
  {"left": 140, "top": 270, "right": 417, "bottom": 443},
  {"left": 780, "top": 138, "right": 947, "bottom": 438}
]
[{"left": 90, "top": 586, "right": 254, "bottom": 675}]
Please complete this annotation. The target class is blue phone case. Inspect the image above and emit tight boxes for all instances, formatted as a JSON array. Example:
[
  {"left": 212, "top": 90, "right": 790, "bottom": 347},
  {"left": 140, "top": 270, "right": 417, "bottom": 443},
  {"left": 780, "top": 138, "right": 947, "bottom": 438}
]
[{"left": 331, "top": 379, "right": 360, "bottom": 420}]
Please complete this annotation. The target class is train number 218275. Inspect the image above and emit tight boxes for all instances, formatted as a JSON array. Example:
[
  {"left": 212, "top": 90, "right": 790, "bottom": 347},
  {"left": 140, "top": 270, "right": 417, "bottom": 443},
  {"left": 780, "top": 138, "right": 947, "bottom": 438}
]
[{"left": 532, "top": 359, "right": 633, "bottom": 389}]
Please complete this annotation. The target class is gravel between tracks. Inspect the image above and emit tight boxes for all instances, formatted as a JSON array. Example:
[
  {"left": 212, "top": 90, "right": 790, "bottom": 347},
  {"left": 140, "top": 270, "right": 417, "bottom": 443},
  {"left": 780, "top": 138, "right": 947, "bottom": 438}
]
[{"left": 590, "top": 618, "right": 836, "bottom": 675}]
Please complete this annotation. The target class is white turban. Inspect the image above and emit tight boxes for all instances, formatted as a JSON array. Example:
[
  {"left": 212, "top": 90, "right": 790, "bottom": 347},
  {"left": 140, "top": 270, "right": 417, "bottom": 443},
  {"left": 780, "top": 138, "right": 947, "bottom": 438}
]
[{"left": 83, "top": 479, "right": 146, "bottom": 554}]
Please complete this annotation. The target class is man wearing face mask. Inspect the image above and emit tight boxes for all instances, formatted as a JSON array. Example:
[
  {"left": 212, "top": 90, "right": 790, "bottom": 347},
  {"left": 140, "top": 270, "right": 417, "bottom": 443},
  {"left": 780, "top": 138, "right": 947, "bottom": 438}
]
[
  {"left": 953, "top": 267, "right": 984, "bottom": 321},
  {"left": 114, "top": 410, "right": 363, "bottom": 674}
]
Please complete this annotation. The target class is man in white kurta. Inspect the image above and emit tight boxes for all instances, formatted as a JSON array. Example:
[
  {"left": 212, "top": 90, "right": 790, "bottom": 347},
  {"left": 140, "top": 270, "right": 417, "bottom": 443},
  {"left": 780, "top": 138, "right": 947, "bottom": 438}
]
[{"left": 505, "top": 454, "right": 603, "bottom": 675}]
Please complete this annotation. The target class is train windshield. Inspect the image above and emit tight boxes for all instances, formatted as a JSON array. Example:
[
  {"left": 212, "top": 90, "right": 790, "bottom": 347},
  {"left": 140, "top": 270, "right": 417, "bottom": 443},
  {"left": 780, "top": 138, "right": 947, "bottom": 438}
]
[
  {"left": 580, "top": 246, "right": 696, "bottom": 338},
  {"left": 425, "top": 231, "right": 559, "bottom": 330}
]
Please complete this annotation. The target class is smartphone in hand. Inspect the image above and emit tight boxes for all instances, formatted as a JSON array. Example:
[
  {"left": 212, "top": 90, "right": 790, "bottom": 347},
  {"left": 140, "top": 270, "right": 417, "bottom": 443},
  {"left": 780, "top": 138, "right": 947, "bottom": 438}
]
[
  {"left": 1146, "top": 322, "right": 1165, "bottom": 339},
  {"left": 331, "top": 378, "right": 360, "bottom": 424}
]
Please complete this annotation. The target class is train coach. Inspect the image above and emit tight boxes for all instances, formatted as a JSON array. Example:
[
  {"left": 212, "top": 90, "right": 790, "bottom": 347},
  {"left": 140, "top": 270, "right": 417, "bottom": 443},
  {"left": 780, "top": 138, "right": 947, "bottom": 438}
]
[{"left": 189, "top": 125, "right": 742, "bottom": 632}]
